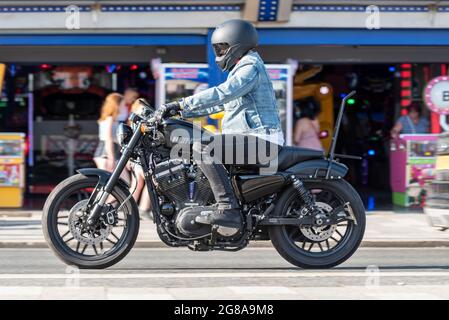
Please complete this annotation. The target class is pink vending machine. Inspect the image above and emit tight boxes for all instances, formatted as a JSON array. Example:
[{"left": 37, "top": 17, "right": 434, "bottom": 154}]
[{"left": 390, "top": 134, "right": 438, "bottom": 207}]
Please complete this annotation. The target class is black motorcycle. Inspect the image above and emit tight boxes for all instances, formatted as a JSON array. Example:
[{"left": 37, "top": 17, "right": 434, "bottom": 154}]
[{"left": 42, "top": 92, "right": 365, "bottom": 269}]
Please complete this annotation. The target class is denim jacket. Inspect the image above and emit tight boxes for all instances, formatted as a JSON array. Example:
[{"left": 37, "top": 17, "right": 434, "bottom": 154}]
[{"left": 180, "top": 51, "right": 284, "bottom": 144}]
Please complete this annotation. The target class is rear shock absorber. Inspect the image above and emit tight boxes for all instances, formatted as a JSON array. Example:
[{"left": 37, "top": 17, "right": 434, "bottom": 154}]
[{"left": 290, "top": 175, "right": 316, "bottom": 216}]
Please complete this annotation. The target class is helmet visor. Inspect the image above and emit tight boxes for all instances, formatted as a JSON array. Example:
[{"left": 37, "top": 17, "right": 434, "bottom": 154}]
[{"left": 213, "top": 43, "right": 230, "bottom": 57}]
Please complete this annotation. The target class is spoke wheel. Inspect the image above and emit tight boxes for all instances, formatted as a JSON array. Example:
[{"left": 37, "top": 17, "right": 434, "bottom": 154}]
[
  {"left": 284, "top": 191, "right": 352, "bottom": 256},
  {"left": 43, "top": 174, "right": 140, "bottom": 269},
  {"left": 269, "top": 179, "right": 365, "bottom": 269}
]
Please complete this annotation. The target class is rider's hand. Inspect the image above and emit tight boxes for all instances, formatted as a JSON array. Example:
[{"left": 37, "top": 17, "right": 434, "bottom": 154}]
[{"left": 154, "top": 101, "right": 181, "bottom": 121}]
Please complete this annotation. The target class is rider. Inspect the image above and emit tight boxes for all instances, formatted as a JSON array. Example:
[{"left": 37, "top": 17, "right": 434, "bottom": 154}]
[{"left": 154, "top": 19, "right": 284, "bottom": 229}]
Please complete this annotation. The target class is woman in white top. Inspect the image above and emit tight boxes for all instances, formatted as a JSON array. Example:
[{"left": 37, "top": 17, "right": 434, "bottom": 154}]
[{"left": 93, "top": 93, "right": 123, "bottom": 172}]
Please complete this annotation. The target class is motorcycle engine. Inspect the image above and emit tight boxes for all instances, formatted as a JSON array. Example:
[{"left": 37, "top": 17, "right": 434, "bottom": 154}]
[
  {"left": 152, "top": 158, "right": 215, "bottom": 209},
  {"left": 152, "top": 158, "right": 216, "bottom": 237}
]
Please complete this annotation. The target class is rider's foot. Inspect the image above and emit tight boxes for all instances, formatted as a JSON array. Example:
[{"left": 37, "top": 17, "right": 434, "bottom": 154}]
[{"left": 195, "top": 207, "right": 242, "bottom": 229}]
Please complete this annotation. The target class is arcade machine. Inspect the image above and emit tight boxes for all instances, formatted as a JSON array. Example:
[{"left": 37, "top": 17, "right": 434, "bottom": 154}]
[
  {"left": 390, "top": 72, "right": 449, "bottom": 207},
  {"left": 390, "top": 134, "right": 438, "bottom": 207},
  {"left": 0, "top": 133, "right": 26, "bottom": 207},
  {"left": 0, "top": 64, "right": 27, "bottom": 207},
  {"left": 154, "top": 63, "right": 216, "bottom": 130}
]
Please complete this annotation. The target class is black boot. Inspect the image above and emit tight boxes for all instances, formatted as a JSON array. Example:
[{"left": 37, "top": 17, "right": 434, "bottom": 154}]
[{"left": 195, "top": 207, "right": 242, "bottom": 229}]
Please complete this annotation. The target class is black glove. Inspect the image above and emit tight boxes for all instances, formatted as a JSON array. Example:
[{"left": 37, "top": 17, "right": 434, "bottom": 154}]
[{"left": 154, "top": 101, "right": 181, "bottom": 121}]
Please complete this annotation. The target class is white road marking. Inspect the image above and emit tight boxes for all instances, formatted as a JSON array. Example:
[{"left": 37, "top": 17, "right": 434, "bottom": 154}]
[
  {"left": 229, "top": 286, "right": 296, "bottom": 294},
  {"left": 1, "top": 271, "right": 449, "bottom": 279},
  {"left": 0, "top": 286, "right": 448, "bottom": 300}
]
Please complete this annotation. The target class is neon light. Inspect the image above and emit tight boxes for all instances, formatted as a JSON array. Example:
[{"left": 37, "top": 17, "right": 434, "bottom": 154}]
[
  {"left": 401, "top": 80, "right": 411, "bottom": 87},
  {"left": 401, "top": 89, "right": 411, "bottom": 97},
  {"left": 401, "top": 70, "right": 411, "bottom": 78},
  {"left": 367, "top": 196, "right": 375, "bottom": 211},
  {"left": 401, "top": 100, "right": 411, "bottom": 107},
  {"left": 10, "top": 64, "right": 16, "bottom": 77},
  {"left": 106, "top": 64, "right": 116, "bottom": 73}
]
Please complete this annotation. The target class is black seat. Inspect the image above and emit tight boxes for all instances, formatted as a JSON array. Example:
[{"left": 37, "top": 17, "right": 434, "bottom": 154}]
[
  {"left": 230, "top": 145, "right": 324, "bottom": 172},
  {"left": 277, "top": 146, "right": 324, "bottom": 171}
]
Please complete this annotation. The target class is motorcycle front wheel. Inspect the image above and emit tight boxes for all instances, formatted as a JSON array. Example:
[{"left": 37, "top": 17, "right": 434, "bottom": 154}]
[
  {"left": 42, "top": 174, "right": 140, "bottom": 269},
  {"left": 269, "top": 179, "right": 366, "bottom": 269}
]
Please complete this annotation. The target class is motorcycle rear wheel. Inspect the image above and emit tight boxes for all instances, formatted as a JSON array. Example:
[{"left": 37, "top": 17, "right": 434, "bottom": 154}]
[{"left": 269, "top": 179, "right": 365, "bottom": 269}]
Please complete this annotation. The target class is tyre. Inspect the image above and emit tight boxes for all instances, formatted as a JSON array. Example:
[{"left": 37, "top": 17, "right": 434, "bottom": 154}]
[
  {"left": 269, "top": 179, "right": 365, "bottom": 269},
  {"left": 42, "top": 174, "right": 140, "bottom": 269}
]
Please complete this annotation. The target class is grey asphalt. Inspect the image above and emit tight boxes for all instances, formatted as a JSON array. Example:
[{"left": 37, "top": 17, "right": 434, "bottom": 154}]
[{"left": 1, "top": 247, "right": 449, "bottom": 299}]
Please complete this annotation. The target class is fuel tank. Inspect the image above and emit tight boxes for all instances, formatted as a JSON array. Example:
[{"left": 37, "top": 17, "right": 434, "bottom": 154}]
[{"left": 161, "top": 118, "right": 214, "bottom": 149}]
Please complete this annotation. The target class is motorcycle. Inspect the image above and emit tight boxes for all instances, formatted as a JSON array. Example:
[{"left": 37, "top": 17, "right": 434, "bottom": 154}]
[{"left": 42, "top": 91, "right": 365, "bottom": 269}]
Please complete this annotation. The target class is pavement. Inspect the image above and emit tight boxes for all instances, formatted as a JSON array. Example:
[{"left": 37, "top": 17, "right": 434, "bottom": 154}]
[
  {"left": 1, "top": 247, "right": 449, "bottom": 299},
  {"left": 0, "top": 209, "right": 449, "bottom": 248}
]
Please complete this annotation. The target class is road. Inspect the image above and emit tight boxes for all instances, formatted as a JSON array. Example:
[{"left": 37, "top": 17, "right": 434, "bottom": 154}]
[{"left": 1, "top": 247, "right": 449, "bottom": 299}]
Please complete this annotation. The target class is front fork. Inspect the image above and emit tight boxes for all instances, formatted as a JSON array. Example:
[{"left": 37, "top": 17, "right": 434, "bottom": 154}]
[{"left": 86, "top": 124, "right": 143, "bottom": 226}]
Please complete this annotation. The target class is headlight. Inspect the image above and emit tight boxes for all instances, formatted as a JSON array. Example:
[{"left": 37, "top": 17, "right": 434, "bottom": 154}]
[{"left": 116, "top": 123, "right": 133, "bottom": 147}]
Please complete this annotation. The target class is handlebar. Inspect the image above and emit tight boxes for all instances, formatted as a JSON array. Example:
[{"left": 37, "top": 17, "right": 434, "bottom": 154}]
[{"left": 129, "top": 98, "right": 180, "bottom": 130}]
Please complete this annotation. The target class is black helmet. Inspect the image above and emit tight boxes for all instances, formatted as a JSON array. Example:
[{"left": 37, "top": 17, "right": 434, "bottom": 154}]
[{"left": 211, "top": 19, "right": 258, "bottom": 71}]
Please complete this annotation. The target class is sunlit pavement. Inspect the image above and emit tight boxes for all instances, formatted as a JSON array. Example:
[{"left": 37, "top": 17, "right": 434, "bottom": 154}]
[{"left": 1, "top": 248, "right": 449, "bottom": 299}]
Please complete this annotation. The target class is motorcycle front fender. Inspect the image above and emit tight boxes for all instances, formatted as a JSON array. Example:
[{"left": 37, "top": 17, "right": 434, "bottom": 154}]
[{"left": 77, "top": 168, "right": 130, "bottom": 189}]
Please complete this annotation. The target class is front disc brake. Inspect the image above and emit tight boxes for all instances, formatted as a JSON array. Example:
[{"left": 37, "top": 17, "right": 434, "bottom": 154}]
[{"left": 68, "top": 199, "right": 113, "bottom": 246}]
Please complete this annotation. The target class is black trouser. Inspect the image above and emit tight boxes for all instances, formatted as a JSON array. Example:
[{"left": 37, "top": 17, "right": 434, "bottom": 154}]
[{"left": 193, "top": 134, "right": 281, "bottom": 210}]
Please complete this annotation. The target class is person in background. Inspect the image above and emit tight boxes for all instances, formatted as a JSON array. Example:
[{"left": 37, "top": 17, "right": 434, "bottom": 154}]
[
  {"left": 93, "top": 93, "right": 123, "bottom": 172},
  {"left": 117, "top": 88, "right": 139, "bottom": 123},
  {"left": 293, "top": 97, "right": 323, "bottom": 151},
  {"left": 128, "top": 99, "right": 153, "bottom": 218},
  {"left": 390, "top": 103, "right": 429, "bottom": 138},
  {"left": 118, "top": 88, "right": 139, "bottom": 183}
]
